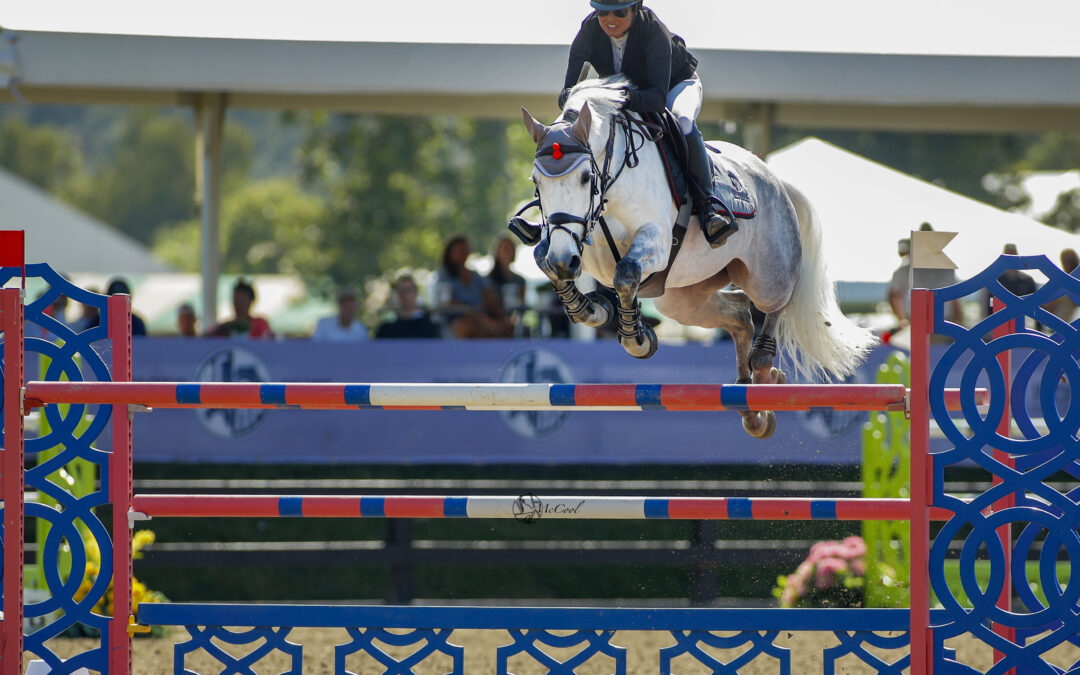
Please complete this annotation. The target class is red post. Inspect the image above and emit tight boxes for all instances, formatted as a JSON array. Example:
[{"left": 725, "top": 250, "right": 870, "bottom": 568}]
[
  {"left": 909, "top": 288, "right": 933, "bottom": 675},
  {"left": 107, "top": 295, "right": 133, "bottom": 675},
  {"left": 2, "top": 287, "right": 25, "bottom": 675},
  {"left": 991, "top": 298, "right": 1016, "bottom": 672}
]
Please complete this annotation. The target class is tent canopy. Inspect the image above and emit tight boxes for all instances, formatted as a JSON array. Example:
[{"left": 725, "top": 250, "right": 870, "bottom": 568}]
[
  {"left": 766, "top": 138, "right": 1080, "bottom": 289},
  {"left": 0, "top": 168, "right": 172, "bottom": 275}
]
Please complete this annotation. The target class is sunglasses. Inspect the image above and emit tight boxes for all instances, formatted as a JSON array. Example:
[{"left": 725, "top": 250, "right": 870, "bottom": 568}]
[{"left": 597, "top": 8, "right": 631, "bottom": 17}]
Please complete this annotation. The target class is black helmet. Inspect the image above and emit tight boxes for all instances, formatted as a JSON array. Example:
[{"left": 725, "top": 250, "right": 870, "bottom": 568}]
[{"left": 590, "top": 0, "right": 637, "bottom": 10}]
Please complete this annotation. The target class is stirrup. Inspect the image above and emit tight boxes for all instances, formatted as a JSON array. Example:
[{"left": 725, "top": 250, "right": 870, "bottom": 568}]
[{"left": 702, "top": 201, "right": 737, "bottom": 248}]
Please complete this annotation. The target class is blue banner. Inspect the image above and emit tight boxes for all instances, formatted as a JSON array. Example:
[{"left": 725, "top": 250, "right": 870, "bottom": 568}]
[{"left": 130, "top": 338, "right": 896, "bottom": 465}]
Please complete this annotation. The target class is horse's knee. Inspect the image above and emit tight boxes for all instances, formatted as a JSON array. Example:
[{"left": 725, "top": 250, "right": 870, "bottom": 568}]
[{"left": 613, "top": 258, "right": 642, "bottom": 300}]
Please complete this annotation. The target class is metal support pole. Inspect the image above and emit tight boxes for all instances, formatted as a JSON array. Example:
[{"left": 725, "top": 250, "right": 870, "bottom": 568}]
[
  {"left": 909, "top": 288, "right": 933, "bottom": 675},
  {"left": 1, "top": 287, "right": 25, "bottom": 675},
  {"left": 108, "top": 295, "right": 133, "bottom": 675},
  {"left": 991, "top": 297, "right": 1016, "bottom": 673}
]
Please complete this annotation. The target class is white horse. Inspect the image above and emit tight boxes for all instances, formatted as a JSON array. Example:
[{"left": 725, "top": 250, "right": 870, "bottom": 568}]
[{"left": 519, "top": 76, "right": 876, "bottom": 438}]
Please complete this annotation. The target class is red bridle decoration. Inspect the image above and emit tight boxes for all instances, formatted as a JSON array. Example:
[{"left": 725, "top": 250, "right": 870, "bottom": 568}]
[{"left": 552, "top": 142, "right": 562, "bottom": 160}]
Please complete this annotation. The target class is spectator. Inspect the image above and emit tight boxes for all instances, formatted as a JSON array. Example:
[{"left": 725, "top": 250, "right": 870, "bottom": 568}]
[
  {"left": 887, "top": 238, "right": 912, "bottom": 329},
  {"left": 103, "top": 278, "right": 148, "bottom": 336},
  {"left": 488, "top": 236, "right": 526, "bottom": 314},
  {"left": 71, "top": 288, "right": 101, "bottom": 333},
  {"left": 206, "top": 279, "right": 275, "bottom": 339},
  {"left": 983, "top": 243, "right": 1037, "bottom": 318},
  {"left": 312, "top": 287, "right": 368, "bottom": 342},
  {"left": 434, "top": 236, "right": 512, "bottom": 338},
  {"left": 177, "top": 303, "right": 198, "bottom": 337},
  {"left": 888, "top": 228, "right": 962, "bottom": 327},
  {"left": 1047, "top": 248, "right": 1080, "bottom": 323},
  {"left": 375, "top": 274, "right": 440, "bottom": 339}
]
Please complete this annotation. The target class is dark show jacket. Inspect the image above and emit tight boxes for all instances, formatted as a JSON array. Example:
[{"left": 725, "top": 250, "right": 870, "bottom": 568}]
[{"left": 559, "top": 7, "right": 698, "bottom": 114}]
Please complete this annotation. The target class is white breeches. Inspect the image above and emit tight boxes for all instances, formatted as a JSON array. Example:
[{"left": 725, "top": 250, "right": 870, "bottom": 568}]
[{"left": 666, "top": 72, "right": 702, "bottom": 136}]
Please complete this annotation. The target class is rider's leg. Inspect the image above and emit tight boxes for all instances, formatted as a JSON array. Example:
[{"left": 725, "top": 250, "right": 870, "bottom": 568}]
[{"left": 669, "top": 75, "right": 736, "bottom": 249}]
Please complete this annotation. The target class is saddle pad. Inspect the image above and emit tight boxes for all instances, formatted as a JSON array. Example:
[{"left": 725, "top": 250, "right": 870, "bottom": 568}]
[{"left": 709, "top": 152, "right": 756, "bottom": 219}]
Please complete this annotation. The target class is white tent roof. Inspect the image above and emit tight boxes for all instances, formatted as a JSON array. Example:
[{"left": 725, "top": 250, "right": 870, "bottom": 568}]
[
  {"left": 0, "top": 168, "right": 172, "bottom": 274},
  {"left": 767, "top": 138, "right": 1080, "bottom": 287}
]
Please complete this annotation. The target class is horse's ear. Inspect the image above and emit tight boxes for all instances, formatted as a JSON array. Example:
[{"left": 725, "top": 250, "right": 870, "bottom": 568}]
[
  {"left": 521, "top": 107, "right": 549, "bottom": 145},
  {"left": 571, "top": 103, "right": 592, "bottom": 144}
]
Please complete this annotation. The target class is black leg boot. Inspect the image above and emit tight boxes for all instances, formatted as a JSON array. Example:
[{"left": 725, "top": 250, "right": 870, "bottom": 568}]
[{"left": 686, "top": 125, "right": 737, "bottom": 248}]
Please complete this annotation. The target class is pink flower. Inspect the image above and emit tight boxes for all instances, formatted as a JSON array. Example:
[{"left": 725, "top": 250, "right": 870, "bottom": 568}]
[
  {"left": 808, "top": 542, "right": 847, "bottom": 563},
  {"left": 851, "top": 559, "right": 866, "bottom": 576},
  {"left": 814, "top": 557, "right": 848, "bottom": 590},
  {"left": 843, "top": 536, "right": 867, "bottom": 558}
]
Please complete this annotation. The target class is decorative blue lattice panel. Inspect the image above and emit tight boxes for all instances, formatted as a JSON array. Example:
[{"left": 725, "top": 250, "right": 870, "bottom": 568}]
[
  {"left": 141, "top": 605, "right": 915, "bottom": 674},
  {"left": 498, "top": 628, "right": 624, "bottom": 674},
  {"left": 0, "top": 264, "right": 114, "bottom": 673},
  {"left": 175, "top": 625, "right": 303, "bottom": 675},
  {"left": 925, "top": 254, "right": 1080, "bottom": 674},
  {"left": 337, "top": 627, "right": 463, "bottom": 675},
  {"left": 660, "top": 629, "right": 788, "bottom": 674}
]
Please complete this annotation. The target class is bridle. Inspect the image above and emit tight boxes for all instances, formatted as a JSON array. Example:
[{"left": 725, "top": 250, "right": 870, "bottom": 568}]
[{"left": 518, "top": 109, "right": 662, "bottom": 260}]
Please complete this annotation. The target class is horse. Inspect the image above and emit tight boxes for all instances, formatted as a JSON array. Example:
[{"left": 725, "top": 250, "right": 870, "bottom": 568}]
[{"left": 518, "top": 76, "right": 877, "bottom": 439}]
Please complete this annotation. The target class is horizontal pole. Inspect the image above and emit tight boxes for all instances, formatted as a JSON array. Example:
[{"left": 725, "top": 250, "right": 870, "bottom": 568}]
[
  {"left": 25, "top": 381, "right": 986, "bottom": 412},
  {"left": 138, "top": 603, "right": 913, "bottom": 631},
  {"left": 132, "top": 494, "right": 954, "bottom": 521}
]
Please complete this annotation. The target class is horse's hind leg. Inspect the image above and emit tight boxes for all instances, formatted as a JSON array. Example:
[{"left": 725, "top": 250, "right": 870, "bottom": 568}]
[
  {"left": 654, "top": 283, "right": 774, "bottom": 438},
  {"left": 749, "top": 311, "right": 786, "bottom": 386}
]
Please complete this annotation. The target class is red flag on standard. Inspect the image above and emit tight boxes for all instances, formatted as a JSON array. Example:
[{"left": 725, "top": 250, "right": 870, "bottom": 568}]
[{"left": 0, "top": 230, "right": 25, "bottom": 268}]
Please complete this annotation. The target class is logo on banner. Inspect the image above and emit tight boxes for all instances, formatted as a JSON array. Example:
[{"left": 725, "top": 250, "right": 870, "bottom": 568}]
[
  {"left": 498, "top": 348, "right": 573, "bottom": 439},
  {"left": 194, "top": 346, "right": 271, "bottom": 439},
  {"left": 797, "top": 370, "right": 867, "bottom": 439}
]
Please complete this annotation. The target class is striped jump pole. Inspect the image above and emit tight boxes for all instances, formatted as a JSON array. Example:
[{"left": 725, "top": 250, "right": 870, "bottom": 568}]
[
  {"left": 25, "top": 381, "right": 986, "bottom": 412},
  {"left": 131, "top": 494, "right": 955, "bottom": 521}
]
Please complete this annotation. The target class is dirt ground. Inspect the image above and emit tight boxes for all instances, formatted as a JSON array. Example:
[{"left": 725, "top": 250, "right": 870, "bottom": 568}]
[{"left": 25, "top": 627, "right": 1080, "bottom": 674}]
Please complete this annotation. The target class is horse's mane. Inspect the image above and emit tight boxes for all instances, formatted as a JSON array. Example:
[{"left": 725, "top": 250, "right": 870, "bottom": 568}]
[{"left": 559, "top": 75, "right": 631, "bottom": 123}]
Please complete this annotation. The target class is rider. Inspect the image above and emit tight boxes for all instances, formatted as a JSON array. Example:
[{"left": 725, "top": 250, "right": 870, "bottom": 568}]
[{"left": 559, "top": 0, "right": 735, "bottom": 247}]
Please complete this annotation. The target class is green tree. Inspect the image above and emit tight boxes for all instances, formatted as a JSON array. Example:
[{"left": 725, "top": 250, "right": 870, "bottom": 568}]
[
  {"left": 297, "top": 113, "right": 534, "bottom": 285},
  {"left": 64, "top": 108, "right": 253, "bottom": 245},
  {"left": 0, "top": 117, "right": 85, "bottom": 192},
  {"left": 154, "top": 178, "right": 330, "bottom": 279}
]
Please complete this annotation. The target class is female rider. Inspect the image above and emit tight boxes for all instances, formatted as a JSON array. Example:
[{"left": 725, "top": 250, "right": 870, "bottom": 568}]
[{"left": 559, "top": 1, "right": 734, "bottom": 247}]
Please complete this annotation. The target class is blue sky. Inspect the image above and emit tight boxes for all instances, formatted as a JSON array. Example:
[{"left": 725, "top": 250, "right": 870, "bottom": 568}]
[{"left": 3, "top": 0, "right": 1079, "bottom": 56}]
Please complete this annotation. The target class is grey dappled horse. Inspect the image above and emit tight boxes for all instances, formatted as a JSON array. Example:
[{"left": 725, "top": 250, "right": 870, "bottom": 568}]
[{"left": 520, "top": 76, "right": 876, "bottom": 439}]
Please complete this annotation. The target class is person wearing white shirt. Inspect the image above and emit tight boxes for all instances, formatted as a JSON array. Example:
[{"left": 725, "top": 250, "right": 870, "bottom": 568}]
[{"left": 312, "top": 288, "right": 368, "bottom": 342}]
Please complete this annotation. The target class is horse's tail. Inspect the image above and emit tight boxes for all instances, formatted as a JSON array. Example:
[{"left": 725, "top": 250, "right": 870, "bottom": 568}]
[{"left": 777, "top": 181, "right": 878, "bottom": 382}]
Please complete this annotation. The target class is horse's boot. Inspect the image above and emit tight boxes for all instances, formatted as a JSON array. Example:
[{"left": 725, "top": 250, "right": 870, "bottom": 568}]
[{"left": 686, "top": 125, "right": 737, "bottom": 248}]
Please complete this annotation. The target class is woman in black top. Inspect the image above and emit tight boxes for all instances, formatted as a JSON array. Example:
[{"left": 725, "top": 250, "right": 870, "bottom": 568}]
[{"left": 560, "top": 1, "right": 734, "bottom": 247}]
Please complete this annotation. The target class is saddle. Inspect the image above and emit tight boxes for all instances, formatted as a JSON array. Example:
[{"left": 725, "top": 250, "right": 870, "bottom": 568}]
[
  {"left": 632, "top": 112, "right": 757, "bottom": 298},
  {"left": 646, "top": 110, "right": 756, "bottom": 221}
]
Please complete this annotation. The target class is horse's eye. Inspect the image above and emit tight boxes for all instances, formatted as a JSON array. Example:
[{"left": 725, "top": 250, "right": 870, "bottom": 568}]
[{"left": 580, "top": 171, "right": 591, "bottom": 185}]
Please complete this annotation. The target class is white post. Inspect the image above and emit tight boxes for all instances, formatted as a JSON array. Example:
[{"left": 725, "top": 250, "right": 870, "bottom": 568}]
[{"left": 196, "top": 93, "right": 227, "bottom": 332}]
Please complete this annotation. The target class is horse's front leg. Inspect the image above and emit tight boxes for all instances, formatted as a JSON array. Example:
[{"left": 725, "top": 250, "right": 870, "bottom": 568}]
[
  {"left": 534, "top": 238, "right": 612, "bottom": 328},
  {"left": 613, "top": 223, "right": 667, "bottom": 359}
]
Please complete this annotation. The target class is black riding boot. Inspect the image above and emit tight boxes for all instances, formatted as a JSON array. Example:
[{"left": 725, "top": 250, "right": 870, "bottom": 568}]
[{"left": 686, "top": 125, "right": 737, "bottom": 248}]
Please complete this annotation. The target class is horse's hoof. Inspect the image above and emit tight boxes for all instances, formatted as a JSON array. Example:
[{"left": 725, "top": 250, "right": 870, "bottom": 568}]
[
  {"left": 772, "top": 368, "right": 787, "bottom": 385},
  {"left": 623, "top": 324, "right": 658, "bottom": 359},
  {"left": 584, "top": 291, "right": 614, "bottom": 328},
  {"left": 742, "top": 410, "right": 777, "bottom": 439}
]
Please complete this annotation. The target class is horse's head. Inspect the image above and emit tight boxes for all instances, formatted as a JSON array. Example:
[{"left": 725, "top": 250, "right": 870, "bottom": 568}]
[{"left": 522, "top": 103, "right": 598, "bottom": 282}]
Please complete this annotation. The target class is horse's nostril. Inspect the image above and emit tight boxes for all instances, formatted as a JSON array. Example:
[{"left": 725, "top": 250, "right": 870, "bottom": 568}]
[{"left": 569, "top": 255, "right": 581, "bottom": 274}]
